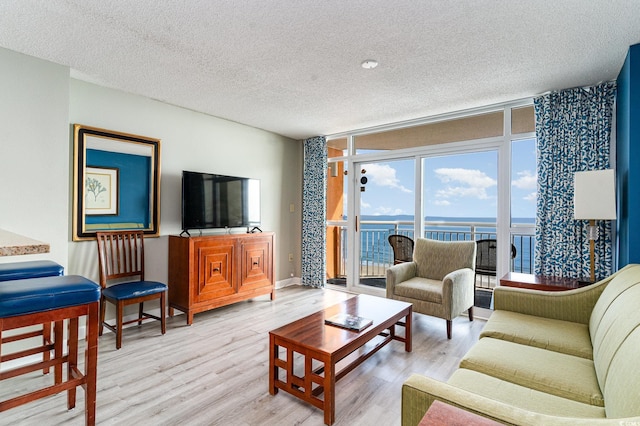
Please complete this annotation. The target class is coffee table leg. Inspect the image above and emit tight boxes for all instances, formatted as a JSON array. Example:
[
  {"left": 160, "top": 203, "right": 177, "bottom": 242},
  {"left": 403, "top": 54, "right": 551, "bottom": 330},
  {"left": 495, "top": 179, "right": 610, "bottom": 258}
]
[
  {"left": 324, "top": 359, "right": 336, "bottom": 425},
  {"left": 269, "top": 333, "right": 278, "bottom": 395},
  {"left": 405, "top": 308, "right": 412, "bottom": 352}
]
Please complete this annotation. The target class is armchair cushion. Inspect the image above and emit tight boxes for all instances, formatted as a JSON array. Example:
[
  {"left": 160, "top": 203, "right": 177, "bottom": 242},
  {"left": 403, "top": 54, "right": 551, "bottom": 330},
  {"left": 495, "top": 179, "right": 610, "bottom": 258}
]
[{"left": 394, "top": 277, "right": 443, "bottom": 304}]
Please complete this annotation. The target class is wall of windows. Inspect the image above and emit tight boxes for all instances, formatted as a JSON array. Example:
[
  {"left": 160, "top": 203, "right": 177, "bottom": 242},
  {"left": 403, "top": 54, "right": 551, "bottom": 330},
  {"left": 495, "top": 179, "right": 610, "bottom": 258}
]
[{"left": 326, "top": 101, "right": 536, "bottom": 296}]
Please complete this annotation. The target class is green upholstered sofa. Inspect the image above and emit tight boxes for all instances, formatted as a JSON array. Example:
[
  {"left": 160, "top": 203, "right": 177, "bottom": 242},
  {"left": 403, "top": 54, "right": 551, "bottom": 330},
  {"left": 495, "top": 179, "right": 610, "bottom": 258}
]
[{"left": 401, "top": 264, "right": 640, "bottom": 425}]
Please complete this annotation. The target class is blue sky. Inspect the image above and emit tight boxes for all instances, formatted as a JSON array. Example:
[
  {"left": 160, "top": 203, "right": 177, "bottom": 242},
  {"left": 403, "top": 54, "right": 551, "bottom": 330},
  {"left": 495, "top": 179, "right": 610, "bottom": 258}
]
[{"left": 357, "top": 138, "right": 537, "bottom": 219}]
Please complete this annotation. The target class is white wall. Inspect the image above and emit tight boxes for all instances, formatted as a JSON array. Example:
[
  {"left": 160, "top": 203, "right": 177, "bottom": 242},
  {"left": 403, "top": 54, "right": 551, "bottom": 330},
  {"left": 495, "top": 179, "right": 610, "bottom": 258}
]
[
  {"left": 0, "top": 48, "right": 70, "bottom": 267},
  {"left": 0, "top": 46, "right": 303, "bottom": 287},
  {"left": 68, "top": 80, "right": 303, "bottom": 285}
]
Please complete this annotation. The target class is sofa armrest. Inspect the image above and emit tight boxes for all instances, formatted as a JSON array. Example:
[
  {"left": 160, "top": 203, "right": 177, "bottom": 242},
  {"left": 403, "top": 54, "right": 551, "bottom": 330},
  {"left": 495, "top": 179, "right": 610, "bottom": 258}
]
[
  {"left": 402, "top": 374, "right": 637, "bottom": 426},
  {"left": 493, "top": 280, "right": 609, "bottom": 324},
  {"left": 386, "top": 261, "right": 417, "bottom": 298}
]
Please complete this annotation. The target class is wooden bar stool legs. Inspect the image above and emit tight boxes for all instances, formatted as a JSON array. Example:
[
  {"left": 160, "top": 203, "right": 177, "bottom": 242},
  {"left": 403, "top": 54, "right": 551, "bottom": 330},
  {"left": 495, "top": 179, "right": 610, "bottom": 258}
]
[
  {"left": 0, "top": 301, "right": 99, "bottom": 425},
  {"left": 0, "top": 261, "right": 65, "bottom": 376},
  {"left": 0, "top": 276, "right": 101, "bottom": 426}
]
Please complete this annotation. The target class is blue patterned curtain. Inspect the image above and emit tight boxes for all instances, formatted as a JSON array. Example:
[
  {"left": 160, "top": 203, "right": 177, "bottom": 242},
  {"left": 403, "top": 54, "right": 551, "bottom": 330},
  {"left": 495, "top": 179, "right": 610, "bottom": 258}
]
[
  {"left": 302, "top": 136, "right": 327, "bottom": 288},
  {"left": 534, "top": 81, "right": 616, "bottom": 279}
]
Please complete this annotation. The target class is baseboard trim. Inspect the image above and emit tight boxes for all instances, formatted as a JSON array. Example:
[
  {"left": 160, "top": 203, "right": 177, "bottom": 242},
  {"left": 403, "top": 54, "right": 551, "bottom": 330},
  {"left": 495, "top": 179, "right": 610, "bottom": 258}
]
[{"left": 276, "top": 276, "right": 300, "bottom": 288}]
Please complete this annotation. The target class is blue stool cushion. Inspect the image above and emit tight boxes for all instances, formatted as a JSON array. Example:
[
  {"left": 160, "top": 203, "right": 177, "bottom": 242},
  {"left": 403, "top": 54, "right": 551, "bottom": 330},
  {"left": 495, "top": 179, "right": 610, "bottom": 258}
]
[
  {"left": 0, "top": 275, "right": 101, "bottom": 318},
  {"left": 0, "top": 260, "right": 64, "bottom": 281},
  {"left": 102, "top": 281, "right": 167, "bottom": 301}
]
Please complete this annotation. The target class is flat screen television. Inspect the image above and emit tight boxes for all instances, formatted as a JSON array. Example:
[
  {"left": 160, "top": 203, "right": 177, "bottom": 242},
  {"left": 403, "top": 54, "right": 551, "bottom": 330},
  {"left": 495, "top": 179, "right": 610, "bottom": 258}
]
[{"left": 181, "top": 170, "right": 261, "bottom": 232}]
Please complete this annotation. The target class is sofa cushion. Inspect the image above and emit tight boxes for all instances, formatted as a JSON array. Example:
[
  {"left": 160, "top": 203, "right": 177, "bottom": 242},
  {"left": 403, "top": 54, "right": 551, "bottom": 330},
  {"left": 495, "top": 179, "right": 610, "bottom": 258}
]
[
  {"left": 448, "top": 368, "right": 606, "bottom": 419},
  {"left": 394, "top": 277, "right": 442, "bottom": 304},
  {"left": 480, "top": 310, "right": 593, "bottom": 359},
  {"left": 460, "top": 337, "right": 603, "bottom": 407}
]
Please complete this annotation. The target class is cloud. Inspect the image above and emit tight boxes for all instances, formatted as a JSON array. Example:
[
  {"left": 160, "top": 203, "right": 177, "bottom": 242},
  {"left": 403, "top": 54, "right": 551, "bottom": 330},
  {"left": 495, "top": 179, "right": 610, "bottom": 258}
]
[
  {"left": 434, "top": 200, "right": 451, "bottom": 206},
  {"left": 373, "top": 206, "right": 405, "bottom": 215},
  {"left": 523, "top": 192, "right": 537, "bottom": 203},
  {"left": 512, "top": 170, "right": 537, "bottom": 190},
  {"left": 364, "top": 163, "right": 412, "bottom": 193},
  {"left": 434, "top": 168, "right": 496, "bottom": 200}
]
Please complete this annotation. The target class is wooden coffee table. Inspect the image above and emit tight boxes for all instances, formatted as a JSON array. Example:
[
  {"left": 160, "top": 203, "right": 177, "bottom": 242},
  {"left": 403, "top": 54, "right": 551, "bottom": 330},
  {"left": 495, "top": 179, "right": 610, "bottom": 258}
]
[{"left": 268, "top": 294, "right": 412, "bottom": 425}]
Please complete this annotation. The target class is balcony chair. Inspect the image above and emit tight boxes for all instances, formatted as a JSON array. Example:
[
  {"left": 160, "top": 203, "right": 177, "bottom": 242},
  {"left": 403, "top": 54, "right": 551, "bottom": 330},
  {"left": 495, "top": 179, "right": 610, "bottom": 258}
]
[
  {"left": 386, "top": 238, "right": 476, "bottom": 339},
  {"left": 95, "top": 230, "right": 167, "bottom": 349},
  {"left": 474, "top": 238, "right": 517, "bottom": 282},
  {"left": 388, "top": 234, "right": 414, "bottom": 264}
]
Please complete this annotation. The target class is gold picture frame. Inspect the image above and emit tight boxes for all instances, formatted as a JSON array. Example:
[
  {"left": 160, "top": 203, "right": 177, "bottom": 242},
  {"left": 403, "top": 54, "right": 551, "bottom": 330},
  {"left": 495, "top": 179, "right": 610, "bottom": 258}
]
[{"left": 72, "top": 124, "right": 161, "bottom": 241}]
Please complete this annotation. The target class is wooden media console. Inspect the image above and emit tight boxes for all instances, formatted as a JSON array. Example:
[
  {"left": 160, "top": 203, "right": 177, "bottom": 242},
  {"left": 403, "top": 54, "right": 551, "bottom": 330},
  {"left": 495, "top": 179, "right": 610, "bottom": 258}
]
[{"left": 168, "top": 232, "right": 275, "bottom": 324}]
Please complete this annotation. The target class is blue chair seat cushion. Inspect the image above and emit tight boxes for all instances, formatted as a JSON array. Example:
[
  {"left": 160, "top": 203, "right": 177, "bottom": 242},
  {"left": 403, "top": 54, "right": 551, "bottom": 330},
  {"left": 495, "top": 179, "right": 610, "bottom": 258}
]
[
  {"left": 0, "top": 275, "right": 100, "bottom": 318},
  {"left": 0, "top": 260, "right": 64, "bottom": 281},
  {"left": 102, "top": 281, "right": 167, "bottom": 301}
]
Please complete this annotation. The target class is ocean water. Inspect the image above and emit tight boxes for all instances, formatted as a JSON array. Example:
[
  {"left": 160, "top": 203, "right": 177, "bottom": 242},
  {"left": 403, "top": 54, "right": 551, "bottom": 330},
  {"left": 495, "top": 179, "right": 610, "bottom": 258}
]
[{"left": 357, "top": 215, "right": 535, "bottom": 273}]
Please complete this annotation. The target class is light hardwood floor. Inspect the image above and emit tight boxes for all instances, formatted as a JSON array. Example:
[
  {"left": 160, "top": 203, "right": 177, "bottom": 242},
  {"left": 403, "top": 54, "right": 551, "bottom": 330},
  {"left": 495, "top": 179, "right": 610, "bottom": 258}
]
[{"left": 1, "top": 286, "right": 486, "bottom": 426}]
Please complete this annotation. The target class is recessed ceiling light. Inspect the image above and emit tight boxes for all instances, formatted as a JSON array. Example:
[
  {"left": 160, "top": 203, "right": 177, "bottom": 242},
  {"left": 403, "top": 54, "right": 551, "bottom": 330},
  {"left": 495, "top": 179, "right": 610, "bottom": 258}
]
[{"left": 361, "top": 59, "right": 378, "bottom": 69}]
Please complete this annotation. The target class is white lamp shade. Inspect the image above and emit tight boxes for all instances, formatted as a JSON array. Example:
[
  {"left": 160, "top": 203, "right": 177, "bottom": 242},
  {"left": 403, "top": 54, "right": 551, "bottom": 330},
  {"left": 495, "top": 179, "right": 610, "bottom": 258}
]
[{"left": 574, "top": 169, "right": 617, "bottom": 220}]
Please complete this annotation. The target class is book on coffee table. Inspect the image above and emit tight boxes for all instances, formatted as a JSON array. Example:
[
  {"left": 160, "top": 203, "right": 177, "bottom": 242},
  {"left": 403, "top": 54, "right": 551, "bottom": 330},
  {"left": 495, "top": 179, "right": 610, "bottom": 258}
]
[{"left": 324, "top": 313, "right": 373, "bottom": 332}]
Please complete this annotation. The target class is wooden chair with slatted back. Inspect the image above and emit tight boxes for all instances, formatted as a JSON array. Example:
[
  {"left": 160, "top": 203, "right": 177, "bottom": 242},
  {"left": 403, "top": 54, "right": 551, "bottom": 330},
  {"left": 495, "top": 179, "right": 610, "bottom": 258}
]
[{"left": 95, "top": 231, "right": 167, "bottom": 349}]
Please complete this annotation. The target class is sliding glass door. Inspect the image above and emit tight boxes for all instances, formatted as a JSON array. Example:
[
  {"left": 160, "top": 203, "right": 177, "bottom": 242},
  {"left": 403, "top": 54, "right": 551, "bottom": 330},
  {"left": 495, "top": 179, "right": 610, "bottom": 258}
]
[{"left": 355, "top": 158, "right": 415, "bottom": 290}]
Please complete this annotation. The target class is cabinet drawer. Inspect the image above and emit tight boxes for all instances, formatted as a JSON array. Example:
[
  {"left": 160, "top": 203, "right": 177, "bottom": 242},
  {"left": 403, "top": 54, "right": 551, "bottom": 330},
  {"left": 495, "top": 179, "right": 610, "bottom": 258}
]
[{"left": 197, "top": 243, "right": 235, "bottom": 301}]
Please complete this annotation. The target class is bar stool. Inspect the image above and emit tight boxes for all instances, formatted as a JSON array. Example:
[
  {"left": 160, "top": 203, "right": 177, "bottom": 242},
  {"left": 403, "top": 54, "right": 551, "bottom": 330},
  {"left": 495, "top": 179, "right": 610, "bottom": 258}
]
[
  {"left": 0, "top": 275, "right": 101, "bottom": 425},
  {"left": 0, "top": 260, "right": 64, "bottom": 374}
]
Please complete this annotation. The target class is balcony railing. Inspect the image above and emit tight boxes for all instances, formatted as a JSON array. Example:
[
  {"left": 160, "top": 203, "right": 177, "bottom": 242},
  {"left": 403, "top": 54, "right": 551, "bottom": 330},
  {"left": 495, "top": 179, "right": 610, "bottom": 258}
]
[{"left": 327, "top": 220, "right": 535, "bottom": 291}]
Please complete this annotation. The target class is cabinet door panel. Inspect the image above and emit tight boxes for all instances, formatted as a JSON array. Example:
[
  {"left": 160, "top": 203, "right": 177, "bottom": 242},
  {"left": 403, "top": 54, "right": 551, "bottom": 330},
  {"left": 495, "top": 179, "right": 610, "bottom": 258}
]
[
  {"left": 239, "top": 239, "right": 272, "bottom": 291},
  {"left": 197, "top": 244, "right": 235, "bottom": 301}
]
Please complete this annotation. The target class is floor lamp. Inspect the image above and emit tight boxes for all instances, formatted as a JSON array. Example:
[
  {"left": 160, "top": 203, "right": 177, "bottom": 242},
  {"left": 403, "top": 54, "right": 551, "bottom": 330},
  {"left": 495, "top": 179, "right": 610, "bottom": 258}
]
[{"left": 573, "top": 169, "right": 617, "bottom": 282}]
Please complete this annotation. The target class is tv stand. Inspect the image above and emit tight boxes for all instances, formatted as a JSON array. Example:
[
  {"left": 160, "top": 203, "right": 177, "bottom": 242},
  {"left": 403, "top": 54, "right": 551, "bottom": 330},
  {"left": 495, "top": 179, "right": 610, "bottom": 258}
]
[
  {"left": 248, "top": 226, "right": 262, "bottom": 233},
  {"left": 168, "top": 232, "right": 275, "bottom": 324}
]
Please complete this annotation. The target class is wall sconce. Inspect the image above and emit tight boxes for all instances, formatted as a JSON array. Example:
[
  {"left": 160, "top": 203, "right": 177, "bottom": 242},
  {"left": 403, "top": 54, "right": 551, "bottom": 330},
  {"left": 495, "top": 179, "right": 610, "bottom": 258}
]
[
  {"left": 328, "top": 162, "right": 338, "bottom": 177},
  {"left": 573, "top": 169, "right": 616, "bottom": 282}
]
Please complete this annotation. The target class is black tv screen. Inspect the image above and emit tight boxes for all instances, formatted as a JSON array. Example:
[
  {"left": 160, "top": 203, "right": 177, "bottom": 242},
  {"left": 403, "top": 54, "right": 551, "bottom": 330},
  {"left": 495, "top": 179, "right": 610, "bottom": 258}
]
[{"left": 181, "top": 171, "right": 261, "bottom": 231}]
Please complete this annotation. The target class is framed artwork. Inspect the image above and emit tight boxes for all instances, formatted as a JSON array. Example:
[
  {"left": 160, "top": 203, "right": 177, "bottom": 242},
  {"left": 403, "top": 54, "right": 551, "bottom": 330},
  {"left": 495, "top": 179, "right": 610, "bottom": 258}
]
[
  {"left": 85, "top": 167, "right": 118, "bottom": 215},
  {"left": 72, "top": 124, "right": 161, "bottom": 241}
]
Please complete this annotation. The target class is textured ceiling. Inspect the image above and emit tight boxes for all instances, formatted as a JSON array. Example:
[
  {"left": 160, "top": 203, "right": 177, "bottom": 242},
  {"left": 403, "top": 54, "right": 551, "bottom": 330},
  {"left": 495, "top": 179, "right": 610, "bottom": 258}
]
[{"left": 1, "top": 1, "right": 639, "bottom": 140}]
